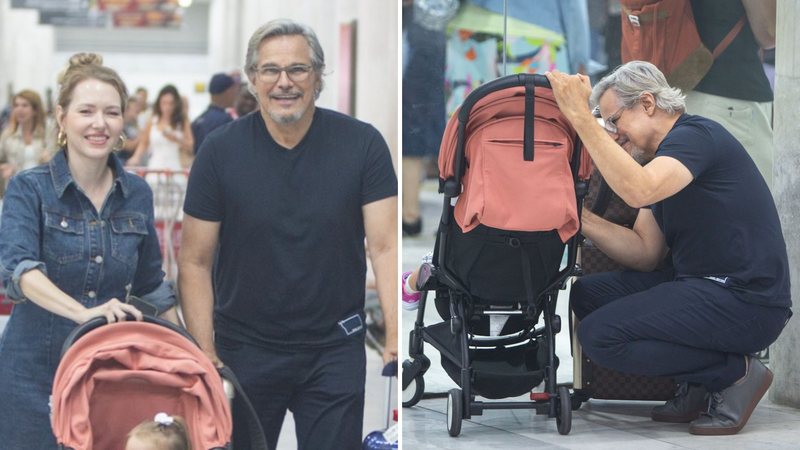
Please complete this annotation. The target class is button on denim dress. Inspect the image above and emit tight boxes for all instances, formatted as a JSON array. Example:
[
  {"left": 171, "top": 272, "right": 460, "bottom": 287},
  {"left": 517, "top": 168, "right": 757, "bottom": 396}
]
[{"left": 0, "top": 150, "right": 175, "bottom": 449}]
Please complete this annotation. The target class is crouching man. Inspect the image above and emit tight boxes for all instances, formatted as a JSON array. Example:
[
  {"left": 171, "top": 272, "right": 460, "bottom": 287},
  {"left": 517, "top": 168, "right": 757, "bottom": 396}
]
[{"left": 545, "top": 61, "right": 791, "bottom": 435}]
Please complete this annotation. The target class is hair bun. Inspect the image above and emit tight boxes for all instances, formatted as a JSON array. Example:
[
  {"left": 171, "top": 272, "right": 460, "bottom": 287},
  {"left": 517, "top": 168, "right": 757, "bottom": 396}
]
[
  {"left": 57, "top": 53, "right": 104, "bottom": 85},
  {"left": 68, "top": 52, "right": 103, "bottom": 69}
]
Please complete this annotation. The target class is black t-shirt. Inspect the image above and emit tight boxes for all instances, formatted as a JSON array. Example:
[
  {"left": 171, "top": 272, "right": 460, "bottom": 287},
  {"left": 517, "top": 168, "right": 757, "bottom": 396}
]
[
  {"left": 691, "top": 0, "right": 773, "bottom": 102},
  {"left": 184, "top": 108, "right": 397, "bottom": 348},
  {"left": 650, "top": 114, "right": 790, "bottom": 308}
]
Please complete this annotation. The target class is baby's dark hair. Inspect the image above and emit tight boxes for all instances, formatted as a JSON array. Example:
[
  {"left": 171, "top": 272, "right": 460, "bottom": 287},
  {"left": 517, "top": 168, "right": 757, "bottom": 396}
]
[{"left": 125, "top": 413, "right": 192, "bottom": 450}]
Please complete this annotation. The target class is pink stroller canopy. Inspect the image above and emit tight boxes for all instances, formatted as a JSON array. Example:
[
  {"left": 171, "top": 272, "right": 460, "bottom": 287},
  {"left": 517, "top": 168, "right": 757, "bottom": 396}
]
[
  {"left": 438, "top": 84, "right": 593, "bottom": 242},
  {"left": 51, "top": 320, "right": 232, "bottom": 450}
]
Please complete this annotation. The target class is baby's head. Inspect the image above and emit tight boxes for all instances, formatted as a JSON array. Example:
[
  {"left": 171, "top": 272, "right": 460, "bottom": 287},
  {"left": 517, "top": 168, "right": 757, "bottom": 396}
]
[{"left": 125, "top": 413, "right": 191, "bottom": 450}]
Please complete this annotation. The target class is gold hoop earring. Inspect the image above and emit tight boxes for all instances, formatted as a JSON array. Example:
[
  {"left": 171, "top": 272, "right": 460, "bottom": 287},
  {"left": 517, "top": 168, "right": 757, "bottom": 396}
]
[
  {"left": 57, "top": 129, "right": 67, "bottom": 148},
  {"left": 114, "top": 133, "right": 127, "bottom": 151}
]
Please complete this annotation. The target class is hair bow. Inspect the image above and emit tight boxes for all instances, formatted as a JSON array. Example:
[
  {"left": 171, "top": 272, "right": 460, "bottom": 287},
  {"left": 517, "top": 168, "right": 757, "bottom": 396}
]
[{"left": 154, "top": 412, "right": 174, "bottom": 426}]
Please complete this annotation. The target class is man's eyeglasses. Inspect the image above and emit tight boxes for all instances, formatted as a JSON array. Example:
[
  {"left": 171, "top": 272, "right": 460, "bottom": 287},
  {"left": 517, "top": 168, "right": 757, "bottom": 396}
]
[
  {"left": 255, "top": 64, "right": 314, "bottom": 83},
  {"left": 593, "top": 105, "right": 627, "bottom": 134}
]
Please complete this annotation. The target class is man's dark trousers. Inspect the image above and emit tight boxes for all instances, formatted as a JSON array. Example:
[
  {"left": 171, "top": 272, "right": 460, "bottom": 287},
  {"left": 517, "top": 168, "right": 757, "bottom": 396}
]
[
  {"left": 571, "top": 269, "right": 789, "bottom": 391},
  {"left": 217, "top": 334, "right": 366, "bottom": 449}
]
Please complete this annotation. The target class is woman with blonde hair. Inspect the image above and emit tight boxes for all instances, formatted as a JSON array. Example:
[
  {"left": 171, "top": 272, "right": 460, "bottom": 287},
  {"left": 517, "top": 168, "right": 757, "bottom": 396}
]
[
  {"left": 0, "top": 89, "right": 54, "bottom": 194},
  {"left": 0, "top": 52, "right": 178, "bottom": 449}
]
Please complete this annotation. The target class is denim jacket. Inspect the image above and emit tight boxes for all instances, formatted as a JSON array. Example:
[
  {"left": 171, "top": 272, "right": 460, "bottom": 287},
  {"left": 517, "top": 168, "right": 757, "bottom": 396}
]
[
  {"left": 0, "top": 149, "right": 175, "bottom": 448},
  {"left": 0, "top": 149, "right": 174, "bottom": 310}
]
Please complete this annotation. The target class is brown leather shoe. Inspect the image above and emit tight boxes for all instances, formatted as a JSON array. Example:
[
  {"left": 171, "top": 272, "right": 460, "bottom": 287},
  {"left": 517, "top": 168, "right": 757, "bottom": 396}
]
[
  {"left": 651, "top": 382, "right": 708, "bottom": 423},
  {"left": 689, "top": 357, "right": 773, "bottom": 435}
]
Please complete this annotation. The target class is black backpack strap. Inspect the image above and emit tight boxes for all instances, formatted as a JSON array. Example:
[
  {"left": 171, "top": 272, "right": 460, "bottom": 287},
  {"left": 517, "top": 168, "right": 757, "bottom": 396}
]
[
  {"left": 505, "top": 237, "right": 538, "bottom": 316},
  {"left": 523, "top": 78, "right": 536, "bottom": 161}
]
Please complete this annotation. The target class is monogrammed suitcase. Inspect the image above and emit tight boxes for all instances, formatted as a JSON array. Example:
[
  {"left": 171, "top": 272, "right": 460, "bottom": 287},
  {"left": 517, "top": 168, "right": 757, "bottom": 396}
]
[{"left": 572, "top": 170, "right": 677, "bottom": 402}]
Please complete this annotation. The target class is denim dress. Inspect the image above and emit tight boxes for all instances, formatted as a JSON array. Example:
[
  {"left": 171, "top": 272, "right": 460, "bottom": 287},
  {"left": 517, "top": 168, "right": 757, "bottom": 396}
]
[{"left": 0, "top": 149, "right": 176, "bottom": 449}]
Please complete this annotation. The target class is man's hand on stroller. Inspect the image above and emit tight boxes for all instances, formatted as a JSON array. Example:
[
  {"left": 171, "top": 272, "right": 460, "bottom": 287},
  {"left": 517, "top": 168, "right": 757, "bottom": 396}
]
[
  {"left": 544, "top": 70, "right": 594, "bottom": 126},
  {"left": 77, "top": 298, "right": 143, "bottom": 324},
  {"left": 203, "top": 348, "right": 225, "bottom": 369}
]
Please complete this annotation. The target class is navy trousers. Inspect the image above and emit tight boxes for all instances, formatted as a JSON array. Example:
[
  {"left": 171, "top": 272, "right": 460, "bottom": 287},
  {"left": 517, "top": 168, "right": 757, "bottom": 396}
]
[
  {"left": 571, "top": 269, "right": 790, "bottom": 391},
  {"left": 217, "top": 334, "right": 366, "bottom": 450}
]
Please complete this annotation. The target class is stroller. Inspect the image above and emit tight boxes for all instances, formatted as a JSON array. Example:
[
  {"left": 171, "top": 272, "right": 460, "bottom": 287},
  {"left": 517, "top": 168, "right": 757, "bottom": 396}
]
[
  {"left": 50, "top": 315, "right": 268, "bottom": 450},
  {"left": 401, "top": 73, "right": 591, "bottom": 436}
]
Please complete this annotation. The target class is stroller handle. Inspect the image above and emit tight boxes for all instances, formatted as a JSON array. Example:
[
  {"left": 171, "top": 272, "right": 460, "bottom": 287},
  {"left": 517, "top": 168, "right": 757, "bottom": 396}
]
[
  {"left": 451, "top": 73, "right": 553, "bottom": 189},
  {"left": 457, "top": 73, "right": 550, "bottom": 123},
  {"left": 60, "top": 314, "right": 197, "bottom": 359}
]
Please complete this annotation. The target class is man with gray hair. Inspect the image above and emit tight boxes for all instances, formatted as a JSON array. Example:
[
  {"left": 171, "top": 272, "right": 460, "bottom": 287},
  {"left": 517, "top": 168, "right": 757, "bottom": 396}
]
[
  {"left": 545, "top": 61, "right": 790, "bottom": 435},
  {"left": 178, "top": 19, "right": 397, "bottom": 449}
]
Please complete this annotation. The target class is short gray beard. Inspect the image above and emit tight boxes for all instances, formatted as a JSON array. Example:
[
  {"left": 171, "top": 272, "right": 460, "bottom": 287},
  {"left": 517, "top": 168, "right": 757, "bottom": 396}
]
[
  {"left": 631, "top": 145, "right": 655, "bottom": 165},
  {"left": 268, "top": 108, "right": 305, "bottom": 125}
]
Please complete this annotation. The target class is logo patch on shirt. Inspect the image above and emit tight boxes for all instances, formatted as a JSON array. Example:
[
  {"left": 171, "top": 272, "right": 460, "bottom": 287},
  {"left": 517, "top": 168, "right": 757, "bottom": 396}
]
[
  {"left": 338, "top": 313, "right": 364, "bottom": 336},
  {"left": 704, "top": 276, "right": 729, "bottom": 285}
]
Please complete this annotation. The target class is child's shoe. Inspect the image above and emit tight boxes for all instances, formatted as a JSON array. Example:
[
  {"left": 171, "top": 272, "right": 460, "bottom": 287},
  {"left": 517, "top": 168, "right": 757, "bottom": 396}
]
[{"left": 401, "top": 271, "right": 421, "bottom": 311}]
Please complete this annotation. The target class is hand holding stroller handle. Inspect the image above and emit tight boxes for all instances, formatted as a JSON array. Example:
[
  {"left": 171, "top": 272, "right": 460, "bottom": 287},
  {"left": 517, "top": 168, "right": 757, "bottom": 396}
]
[{"left": 60, "top": 314, "right": 198, "bottom": 359}]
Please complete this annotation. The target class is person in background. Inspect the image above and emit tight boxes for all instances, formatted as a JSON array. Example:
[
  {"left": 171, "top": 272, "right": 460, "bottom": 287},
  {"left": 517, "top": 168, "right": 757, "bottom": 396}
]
[
  {"left": 0, "top": 90, "right": 54, "bottom": 196},
  {"left": 128, "top": 84, "right": 194, "bottom": 169},
  {"left": 134, "top": 86, "right": 150, "bottom": 129},
  {"left": 0, "top": 100, "right": 10, "bottom": 133},
  {"left": 117, "top": 95, "right": 142, "bottom": 163},
  {"left": 685, "top": 0, "right": 776, "bottom": 189},
  {"left": 401, "top": 0, "right": 456, "bottom": 236},
  {"left": 233, "top": 82, "right": 259, "bottom": 118},
  {"left": 178, "top": 19, "right": 397, "bottom": 450},
  {"left": 0, "top": 52, "right": 178, "bottom": 449},
  {"left": 191, "top": 73, "right": 238, "bottom": 154}
]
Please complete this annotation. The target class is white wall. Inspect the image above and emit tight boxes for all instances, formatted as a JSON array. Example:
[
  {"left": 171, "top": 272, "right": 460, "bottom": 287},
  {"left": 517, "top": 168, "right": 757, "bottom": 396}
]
[
  {"left": 0, "top": 1, "right": 55, "bottom": 106},
  {"left": 355, "top": 0, "right": 399, "bottom": 163}
]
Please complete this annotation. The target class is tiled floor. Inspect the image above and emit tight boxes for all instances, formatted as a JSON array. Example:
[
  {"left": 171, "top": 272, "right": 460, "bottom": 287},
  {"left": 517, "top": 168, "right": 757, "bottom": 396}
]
[
  {"left": 403, "top": 393, "right": 800, "bottom": 449},
  {"left": 401, "top": 179, "right": 800, "bottom": 449}
]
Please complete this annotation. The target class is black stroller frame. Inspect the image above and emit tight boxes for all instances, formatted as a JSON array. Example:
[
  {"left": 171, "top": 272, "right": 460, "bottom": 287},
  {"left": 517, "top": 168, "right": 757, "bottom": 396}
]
[{"left": 402, "top": 73, "right": 588, "bottom": 436}]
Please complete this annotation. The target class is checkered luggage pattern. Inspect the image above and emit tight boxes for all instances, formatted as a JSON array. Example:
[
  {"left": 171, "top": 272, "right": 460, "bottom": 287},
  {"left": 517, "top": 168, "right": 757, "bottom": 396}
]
[
  {"left": 574, "top": 170, "right": 677, "bottom": 401},
  {"left": 578, "top": 356, "right": 678, "bottom": 400}
]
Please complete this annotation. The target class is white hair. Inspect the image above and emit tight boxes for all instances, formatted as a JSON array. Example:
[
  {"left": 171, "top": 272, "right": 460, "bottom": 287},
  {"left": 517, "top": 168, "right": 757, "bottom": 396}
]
[{"left": 590, "top": 61, "right": 686, "bottom": 114}]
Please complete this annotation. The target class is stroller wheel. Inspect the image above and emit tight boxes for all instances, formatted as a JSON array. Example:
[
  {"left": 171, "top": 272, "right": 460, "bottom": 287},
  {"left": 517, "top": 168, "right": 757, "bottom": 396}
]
[
  {"left": 447, "top": 388, "right": 463, "bottom": 437},
  {"left": 571, "top": 389, "right": 589, "bottom": 411},
  {"left": 402, "top": 375, "right": 425, "bottom": 408},
  {"left": 555, "top": 385, "right": 572, "bottom": 435}
]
